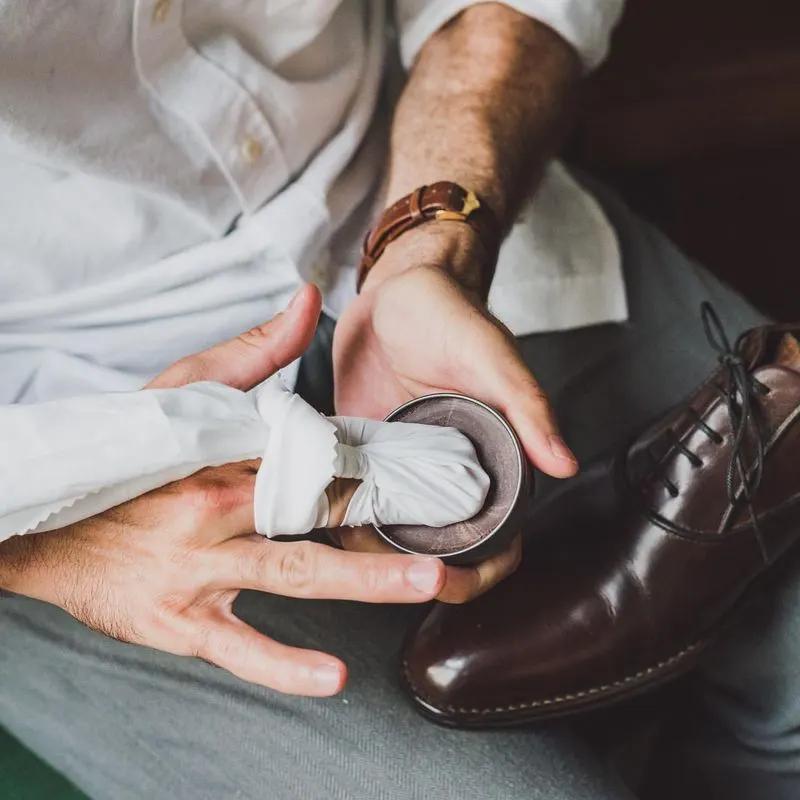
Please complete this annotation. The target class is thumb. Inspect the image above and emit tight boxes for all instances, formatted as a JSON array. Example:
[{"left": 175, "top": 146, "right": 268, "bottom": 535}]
[
  {"left": 147, "top": 284, "right": 322, "bottom": 390},
  {"left": 495, "top": 362, "right": 579, "bottom": 479},
  {"left": 461, "top": 315, "right": 579, "bottom": 479}
]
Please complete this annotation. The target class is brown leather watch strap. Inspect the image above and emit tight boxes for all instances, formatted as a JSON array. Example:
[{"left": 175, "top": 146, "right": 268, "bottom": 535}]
[{"left": 357, "top": 182, "right": 500, "bottom": 293}]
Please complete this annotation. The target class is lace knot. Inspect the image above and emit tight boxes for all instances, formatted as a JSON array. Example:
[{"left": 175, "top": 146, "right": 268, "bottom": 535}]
[{"left": 719, "top": 353, "right": 745, "bottom": 370}]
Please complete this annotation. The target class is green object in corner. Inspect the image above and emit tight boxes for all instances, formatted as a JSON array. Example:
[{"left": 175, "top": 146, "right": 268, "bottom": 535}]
[{"left": 0, "top": 726, "right": 88, "bottom": 800}]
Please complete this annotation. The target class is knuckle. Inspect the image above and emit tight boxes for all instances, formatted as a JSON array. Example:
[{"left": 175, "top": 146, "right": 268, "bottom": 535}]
[
  {"left": 180, "top": 476, "right": 244, "bottom": 522},
  {"left": 238, "top": 323, "right": 273, "bottom": 346},
  {"left": 245, "top": 542, "right": 276, "bottom": 584},
  {"left": 181, "top": 483, "right": 224, "bottom": 525},
  {"left": 275, "top": 542, "right": 318, "bottom": 594},
  {"left": 358, "top": 564, "right": 386, "bottom": 596}
]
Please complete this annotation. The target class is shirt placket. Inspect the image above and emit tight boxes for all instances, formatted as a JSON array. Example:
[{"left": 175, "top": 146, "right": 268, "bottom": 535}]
[{"left": 132, "top": 0, "right": 289, "bottom": 215}]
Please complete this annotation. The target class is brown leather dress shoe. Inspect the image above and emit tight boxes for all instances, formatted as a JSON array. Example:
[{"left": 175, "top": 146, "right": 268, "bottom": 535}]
[{"left": 401, "top": 305, "right": 800, "bottom": 728}]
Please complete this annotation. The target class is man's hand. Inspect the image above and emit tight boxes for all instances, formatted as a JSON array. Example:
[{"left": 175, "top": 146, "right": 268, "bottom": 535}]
[
  {"left": 0, "top": 286, "right": 447, "bottom": 696},
  {"left": 333, "top": 228, "right": 578, "bottom": 604},
  {"left": 332, "top": 4, "right": 581, "bottom": 604}
]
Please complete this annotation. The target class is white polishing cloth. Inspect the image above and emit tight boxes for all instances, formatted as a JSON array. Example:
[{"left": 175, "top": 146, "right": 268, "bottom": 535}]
[{"left": 0, "top": 378, "right": 489, "bottom": 542}]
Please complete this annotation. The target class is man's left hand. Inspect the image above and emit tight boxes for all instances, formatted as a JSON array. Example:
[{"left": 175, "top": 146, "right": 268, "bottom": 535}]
[{"left": 332, "top": 225, "right": 578, "bottom": 604}]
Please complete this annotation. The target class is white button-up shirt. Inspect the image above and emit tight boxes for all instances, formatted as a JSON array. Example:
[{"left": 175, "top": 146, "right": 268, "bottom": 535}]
[{"left": 0, "top": 0, "right": 626, "bottom": 404}]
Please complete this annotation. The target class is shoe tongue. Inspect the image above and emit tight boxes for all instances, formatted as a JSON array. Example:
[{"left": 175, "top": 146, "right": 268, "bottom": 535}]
[
  {"left": 775, "top": 332, "right": 800, "bottom": 373},
  {"left": 626, "top": 324, "right": 772, "bottom": 486}
]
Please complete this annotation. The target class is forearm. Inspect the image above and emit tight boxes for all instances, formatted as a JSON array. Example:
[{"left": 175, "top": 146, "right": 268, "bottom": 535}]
[{"left": 381, "top": 4, "right": 580, "bottom": 283}]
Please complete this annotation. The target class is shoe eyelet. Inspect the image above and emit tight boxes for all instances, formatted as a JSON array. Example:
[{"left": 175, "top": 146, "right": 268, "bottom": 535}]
[{"left": 752, "top": 379, "right": 771, "bottom": 396}]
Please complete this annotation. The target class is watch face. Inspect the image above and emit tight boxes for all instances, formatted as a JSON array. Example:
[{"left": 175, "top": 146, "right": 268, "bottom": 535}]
[{"left": 376, "top": 393, "right": 530, "bottom": 564}]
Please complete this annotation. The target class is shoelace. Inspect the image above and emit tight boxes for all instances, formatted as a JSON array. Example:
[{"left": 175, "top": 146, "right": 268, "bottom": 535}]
[{"left": 644, "top": 302, "right": 770, "bottom": 561}]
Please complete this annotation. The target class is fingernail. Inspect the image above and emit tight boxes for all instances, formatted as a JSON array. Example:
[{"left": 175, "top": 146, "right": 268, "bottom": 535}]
[
  {"left": 313, "top": 663, "right": 342, "bottom": 694},
  {"left": 287, "top": 287, "right": 303, "bottom": 311},
  {"left": 548, "top": 435, "right": 577, "bottom": 463},
  {"left": 406, "top": 561, "right": 441, "bottom": 595}
]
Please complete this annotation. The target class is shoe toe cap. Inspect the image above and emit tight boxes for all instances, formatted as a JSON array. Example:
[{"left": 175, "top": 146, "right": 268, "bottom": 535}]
[{"left": 401, "top": 557, "right": 645, "bottom": 726}]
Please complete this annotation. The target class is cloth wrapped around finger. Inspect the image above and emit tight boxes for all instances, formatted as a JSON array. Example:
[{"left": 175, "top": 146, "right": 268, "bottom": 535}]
[{"left": 0, "top": 377, "right": 490, "bottom": 543}]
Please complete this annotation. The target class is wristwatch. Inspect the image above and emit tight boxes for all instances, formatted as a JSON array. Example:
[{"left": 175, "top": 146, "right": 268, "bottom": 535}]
[{"left": 356, "top": 181, "right": 500, "bottom": 293}]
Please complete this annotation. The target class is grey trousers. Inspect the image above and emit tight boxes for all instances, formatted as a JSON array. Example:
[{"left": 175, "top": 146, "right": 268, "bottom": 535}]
[{"left": 1, "top": 180, "right": 797, "bottom": 800}]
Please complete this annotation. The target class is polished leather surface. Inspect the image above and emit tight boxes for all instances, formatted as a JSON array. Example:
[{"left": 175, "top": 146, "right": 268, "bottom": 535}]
[{"left": 401, "top": 323, "right": 800, "bottom": 727}]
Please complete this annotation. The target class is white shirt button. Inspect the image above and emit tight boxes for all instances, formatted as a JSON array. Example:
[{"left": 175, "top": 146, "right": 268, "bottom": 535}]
[
  {"left": 241, "top": 136, "right": 264, "bottom": 165},
  {"left": 151, "top": 0, "right": 171, "bottom": 24}
]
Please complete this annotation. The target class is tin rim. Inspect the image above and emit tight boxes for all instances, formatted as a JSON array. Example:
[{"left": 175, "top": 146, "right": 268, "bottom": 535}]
[{"left": 374, "top": 392, "right": 527, "bottom": 559}]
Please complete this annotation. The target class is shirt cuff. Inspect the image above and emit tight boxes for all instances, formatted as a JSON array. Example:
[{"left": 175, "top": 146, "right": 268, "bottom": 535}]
[{"left": 395, "top": 0, "right": 626, "bottom": 73}]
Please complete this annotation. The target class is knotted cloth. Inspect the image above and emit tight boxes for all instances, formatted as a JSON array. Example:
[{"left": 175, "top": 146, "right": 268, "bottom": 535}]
[{"left": 0, "top": 377, "right": 489, "bottom": 542}]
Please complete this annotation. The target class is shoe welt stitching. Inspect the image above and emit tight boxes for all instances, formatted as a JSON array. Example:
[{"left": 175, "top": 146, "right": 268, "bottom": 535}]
[{"left": 402, "top": 638, "right": 706, "bottom": 717}]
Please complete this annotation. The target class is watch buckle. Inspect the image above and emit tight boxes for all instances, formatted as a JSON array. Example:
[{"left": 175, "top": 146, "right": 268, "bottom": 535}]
[{"left": 435, "top": 190, "right": 481, "bottom": 222}]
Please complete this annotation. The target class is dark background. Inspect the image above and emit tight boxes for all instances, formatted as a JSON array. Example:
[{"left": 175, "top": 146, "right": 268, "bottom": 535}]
[{"left": 569, "top": 0, "right": 800, "bottom": 322}]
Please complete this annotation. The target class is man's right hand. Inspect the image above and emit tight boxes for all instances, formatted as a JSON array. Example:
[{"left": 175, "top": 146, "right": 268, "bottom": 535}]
[{"left": 0, "top": 285, "right": 445, "bottom": 696}]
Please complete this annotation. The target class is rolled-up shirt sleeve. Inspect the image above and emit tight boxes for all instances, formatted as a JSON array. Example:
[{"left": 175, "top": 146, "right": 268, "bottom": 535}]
[{"left": 395, "top": 0, "right": 626, "bottom": 72}]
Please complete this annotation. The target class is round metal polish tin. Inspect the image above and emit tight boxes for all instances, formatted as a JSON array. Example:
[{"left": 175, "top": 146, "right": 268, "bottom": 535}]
[{"left": 375, "top": 393, "right": 532, "bottom": 565}]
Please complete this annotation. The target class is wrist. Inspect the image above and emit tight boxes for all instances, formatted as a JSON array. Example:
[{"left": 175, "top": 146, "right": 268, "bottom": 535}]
[
  {"left": 0, "top": 557, "right": 11, "bottom": 596},
  {"left": 0, "top": 532, "right": 64, "bottom": 604},
  {"left": 360, "top": 222, "right": 494, "bottom": 300},
  {"left": 0, "top": 536, "right": 33, "bottom": 597}
]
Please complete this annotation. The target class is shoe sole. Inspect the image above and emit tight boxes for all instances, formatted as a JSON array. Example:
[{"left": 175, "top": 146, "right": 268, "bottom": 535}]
[{"left": 402, "top": 633, "right": 707, "bottom": 728}]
